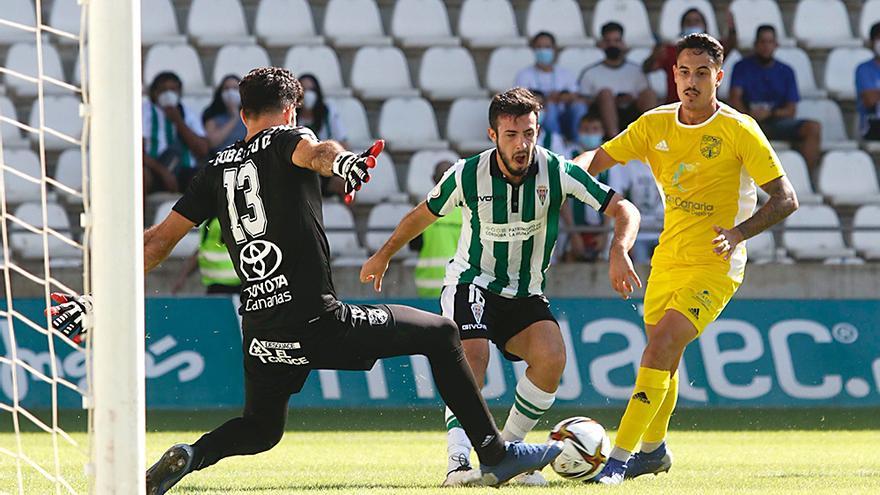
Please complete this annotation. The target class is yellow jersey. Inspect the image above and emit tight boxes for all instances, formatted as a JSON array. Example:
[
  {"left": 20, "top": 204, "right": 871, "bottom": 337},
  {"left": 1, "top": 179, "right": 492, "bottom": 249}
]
[{"left": 601, "top": 101, "right": 785, "bottom": 282}]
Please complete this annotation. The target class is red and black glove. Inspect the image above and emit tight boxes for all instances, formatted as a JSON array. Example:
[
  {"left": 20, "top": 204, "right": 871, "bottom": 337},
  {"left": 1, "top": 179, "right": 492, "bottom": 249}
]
[
  {"left": 332, "top": 140, "right": 384, "bottom": 204},
  {"left": 47, "top": 292, "right": 93, "bottom": 344}
]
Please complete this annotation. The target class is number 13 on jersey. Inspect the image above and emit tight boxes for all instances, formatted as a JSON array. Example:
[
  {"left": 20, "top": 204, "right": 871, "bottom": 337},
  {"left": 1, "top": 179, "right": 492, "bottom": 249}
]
[{"left": 224, "top": 159, "right": 267, "bottom": 244}]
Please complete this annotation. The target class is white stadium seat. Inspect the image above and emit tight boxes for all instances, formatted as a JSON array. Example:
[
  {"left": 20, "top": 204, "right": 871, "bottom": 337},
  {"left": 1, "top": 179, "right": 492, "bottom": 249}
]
[
  {"left": 154, "top": 200, "right": 199, "bottom": 258},
  {"left": 447, "top": 97, "right": 493, "bottom": 154},
  {"left": 793, "top": 0, "right": 861, "bottom": 49},
  {"left": 777, "top": 150, "right": 821, "bottom": 205},
  {"left": 11, "top": 202, "right": 80, "bottom": 264},
  {"left": 48, "top": 0, "right": 81, "bottom": 45},
  {"left": 824, "top": 47, "right": 873, "bottom": 100},
  {"left": 354, "top": 154, "right": 404, "bottom": 204},
  {"left": 284, "top": 46, "right": 350, "bottom": 97},
  {"left": 406, "top": 150, "right": 461, "bottom": 199},
  {"left": 327, "top": 97, "right": 372, "bottom": 150},
  {"left": 187, "top": 0, "right": 253, "bottom": 47},
  {"left": 255, "top": 0, "right": 323, "bottom": 47},
  {"left": 860, "top": 0, "right": 880, "bottom": 40},
  {"left": 350, "top": 46, "right": 418, "bottom": 100},
  {"left": 213, "top": 44, "right": 271, "bottom": 85},
  {"left": 366, "top": 202, "right": 416, "bottom": 257},
  {"left": 659, "top": 0, "right": 720, "bottom": 42},
  {"left": 418, "top": 47, "right": 486, "bottom": 100},
  {"left": 557, "top": 47, "right": 604, "bottom": 80},
  {"left": 852, "top": 205, "right": 880, "bottom": 260},
  {"left": 774, "top": 47, "right": 827, "bottom": 99},
  {"left": 783, "top": 204, "right": 856, "bottom": 261},
  {"left": 795, "top": 99, "right": 857, "bottom": 151},
  {"left": 323, "top": 0, "right": 391, "bottom": 48},
  {"left": 391, "top": 0, "right": 459, "bottom": 48},
  {"left": 747, "top": 231, "right": 790, "bottom": 264},
  {"left": 729, "top": 0, "right": 795, "bottom": 47},
  {"left": 1, "top": 148, "right": 43, "bottom": 204},
  {"left": 718, "top": 49, "right": 742, "bottom": 100},
  {"left": 181, "top": 94, "right": 212, "bottom": 117},
  {"left": 486, "top": 47, "right": 535, "bottom": 94},
  {"left": 378, "top": 97, "right": 448, "bottom": 152},
  {"left": 458, "top": 0, "right": 524, "bottom": 48},
  {"left": 817, "top": 150, "right": 880, "bottom": 206},
  {"left": 322, "top": 202, "right": 366, "bottom": 263},
  {"left": 526, "top": 0, "right": 592, "bottom": 47},
  {"left": 592, "top": 0, "right": 654, "bottom": 47},
  {"left": 0, "top": 0, "right": 36, "bottom": 45},
  {"left": 53, "top": 148, "right": 83, "bottom": 201},
  {"left": 3, "top": 43, "right": 67, "bottom": 97},
  {"left": 627, "top": 47, "right": 669, "bottom": 101},
  {"left": 29, "top": 95, "right": 82, "bottom": 151},
  {"left": 0, "top": 95, "right": 28, "bottom": 149},
  {"left": 141, "top": 0, "right": 186, "bottom": 45},
  {"left": 143, "top": 44, "right": 210, "bottom": 95}
]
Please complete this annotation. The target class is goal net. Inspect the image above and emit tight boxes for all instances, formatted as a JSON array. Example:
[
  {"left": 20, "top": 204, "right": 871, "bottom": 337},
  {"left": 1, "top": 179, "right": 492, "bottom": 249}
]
[{"left": 0, "top": 1, "right": 144, "bottom": 493}]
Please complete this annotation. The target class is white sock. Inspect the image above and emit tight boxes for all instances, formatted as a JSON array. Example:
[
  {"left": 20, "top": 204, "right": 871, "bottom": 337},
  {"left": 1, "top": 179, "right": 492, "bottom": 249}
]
[
  {"left": 640, "top": 440, "right": 664, "bottom": 453},
  {"left": 501, "top": 375, "right": 555, "bottom": 442},
  {"left": 445, "top": 406, "right": 472, "bottom": 473},
  {"left": 610, "top": 446, "right": 632, "bottom": 463}
]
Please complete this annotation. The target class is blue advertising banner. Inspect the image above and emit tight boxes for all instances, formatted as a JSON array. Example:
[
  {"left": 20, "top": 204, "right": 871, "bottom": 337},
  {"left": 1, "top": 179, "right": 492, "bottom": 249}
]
[{"left": 1, "top": 297, "right": 878, "bottom": 409}]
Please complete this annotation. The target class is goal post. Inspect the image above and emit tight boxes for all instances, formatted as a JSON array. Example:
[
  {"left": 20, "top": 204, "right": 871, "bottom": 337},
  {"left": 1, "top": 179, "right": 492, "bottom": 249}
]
[{"left": 88, "top": 0, "right": 145, "bottom": 492}]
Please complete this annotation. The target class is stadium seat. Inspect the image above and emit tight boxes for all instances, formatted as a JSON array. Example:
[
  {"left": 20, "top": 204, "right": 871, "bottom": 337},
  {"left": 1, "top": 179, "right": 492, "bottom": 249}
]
[
  {"left": 391, "top": 0, "right": 459, "bottom": 48},
  {"left": 0, "top": 95, "right": 28, "bottom": 149},
  {"left": 557, "top": 47, "right": 604, "bottom": 80},
  {"left": 366, "top": 202, "right": 416, "bottom": 256},
  {"left": 795, "top": 99, "right": 857, "bottom": 151},
  {"left": 283, "top": 46, "right": 350, "bottom": 97},
  {"left": 746, "top": 231, "right": 790, "bottom": 264},
  {"left": 29, "top": 95, "right": 82, "bottom": 151},
  {"left": 53, "top": 148, "right": 82, "bottom": 201},
  {"left": 457, "top": 0, "right": 524, "bottom": 48},
  {"left": 212, "top": 44, "right": 270, "bottom": 85},
  {"left": 793, "top": 0, "right": 861, "bottom": 49},
  {"left": 153, "top": 200, "right": 198, "bottom": 257},
  {"left": 3, "top": 43, "right": 67, "bottom": 97},
  {"left": 322, "top": 202, "right": 367, "bottom": 264},
  {"left": 729, "top": 0, "right": 795, "bottom": 47},
  {"left": 141, "top": 0, "right": 186, "bottom": 46},
  {"left": 447, "top": 97, "right": 493, "bottom": 154},
  {"left": 1, "top": 148, "right": 43, "bottom": 204},
  {"left": 852, "top": 205, "right": 880, "bottom": 260},
  {"left": 181, "top": 94, "right": 212, "bottom": 116},
  {"left": 777, "top": 150, "right": 821, "bottom": 205},
  {"left": 48, "top": 0, "right": 81, "bottom": 44},
  {"left": 0, "top": 0, "right": 35, "bottom": 45},
  {"left": 658, "top": 0, "right": 720, "bottom": 42},
  {"left": 418, "top": 47, "right": 486, "bottom": 100},
  {"left": 323, "top": 0, "right": 392, "bottom": 48},
  {"left": 526, "top": 0, "right": 592, "bottom": 47},
  {"left": 143, "top": 44, "right": 210, "bottom": 95},
  {"left": 406, "top": 150, "right": 460, "bottom": 199},
  {"left": 486, "top": 47, "right": 535, "bottom": 94},
  {"left": 187, "top": 0, "right": 253, "bottom": 47},
  {"left": 824, "top": 47, "right": 873, "bottom": 100},
  {"left": 774, "top": 47, "right": 827, "bottom": 99},
  {"left": 378, "top": 97, "right": 448, "bottom": 152},
  {"left": 718, "top": 49, "right": 742, "bottom": 100},
  {"left": 817, "top": 150, "right": 880, "bottom": 206},
  {"left": 255, "top": 0, "right": 324, "bottom": 47},
  {"left": 327, "top": 96, "right": 372, "bottom": 150},
  {"left": 350, "top": 47, "right": 418, "bottom": 100},
  {"left": 782, "top": 204, "right": 856, "bottom": 260},
  {"left": 860, "top": 0, "right": 880, "bottom": 40},
  {"left": 627, "top": 48, "right": 669, "bottom": 101},
  {"left": 354, "top": 153, "right": 405, "bottom": 204},
  {"left": 10, "top": 201, "right": 80, "bottom": 263},
  {"left": 592, "top": 0, "right": 655, "bottom": 48}
]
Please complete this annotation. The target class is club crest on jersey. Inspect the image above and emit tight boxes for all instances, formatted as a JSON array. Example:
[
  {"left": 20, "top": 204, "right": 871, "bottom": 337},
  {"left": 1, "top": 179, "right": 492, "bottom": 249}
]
[
  {"left": 239, "top": 239, "right": 283, "bottom": 282},
  {"left": 537, "top": 185, "right": 548, "bottom": 205},
  {"left": 700, "top": 135, "right": 722, "bottom": 159}
]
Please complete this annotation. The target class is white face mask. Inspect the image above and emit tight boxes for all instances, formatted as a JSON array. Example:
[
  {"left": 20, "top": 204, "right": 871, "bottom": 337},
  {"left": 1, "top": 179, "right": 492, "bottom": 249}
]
[
  {"left": 157, "top": 90, "right": 179, "bottom": 108},
  {"left": 303, "top": 90, "right": 318, "bottom": 109},
  {"left": 222, "top": 88, "right": 240, "bottom": 108},
  {"left": 874, "top": 40, "right": 880, "bottom": 57}
]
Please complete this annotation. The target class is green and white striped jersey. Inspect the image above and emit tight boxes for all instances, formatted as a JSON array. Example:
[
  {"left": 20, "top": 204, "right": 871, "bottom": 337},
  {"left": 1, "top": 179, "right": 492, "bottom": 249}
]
[{"left": 426, "top": 146, "right": 614, "bottom": 298}]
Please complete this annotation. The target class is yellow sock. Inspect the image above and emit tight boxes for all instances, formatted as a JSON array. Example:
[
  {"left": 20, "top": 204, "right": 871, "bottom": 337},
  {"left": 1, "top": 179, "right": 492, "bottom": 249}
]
[
  {"left": 614, "top": 367, "right": 671, "bottom": 453},
  {"left": 642, "top": 370, "right": 679, "bottom": 445}
]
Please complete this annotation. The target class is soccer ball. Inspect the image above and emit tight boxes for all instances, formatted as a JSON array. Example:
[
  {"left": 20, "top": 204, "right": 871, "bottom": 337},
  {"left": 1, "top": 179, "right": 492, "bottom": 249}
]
[{"left": 548, "top": 416, "right": 610, "bottom": 480}]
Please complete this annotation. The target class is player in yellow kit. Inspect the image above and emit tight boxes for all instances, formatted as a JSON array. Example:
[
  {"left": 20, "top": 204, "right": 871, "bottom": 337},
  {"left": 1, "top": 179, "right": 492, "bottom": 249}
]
[{"left": 576, "top": 33, "right": 799, "bottom": 484}]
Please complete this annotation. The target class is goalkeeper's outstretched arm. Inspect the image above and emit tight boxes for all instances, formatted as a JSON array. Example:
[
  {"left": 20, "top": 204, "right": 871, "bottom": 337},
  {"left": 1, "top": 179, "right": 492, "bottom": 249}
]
[{"left": 144, "top": 210, "right": 196, "bottom": 272}]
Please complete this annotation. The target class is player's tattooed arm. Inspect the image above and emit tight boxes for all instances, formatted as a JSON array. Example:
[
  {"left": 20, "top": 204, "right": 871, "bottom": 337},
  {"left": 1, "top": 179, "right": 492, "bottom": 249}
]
[
  {"left": 291, "top": 136, "right": 345, "bottom": 177},
  {"left": 144, "top": 210, "right": 197, "bottom": 272},
  {"left": 360, "top": 202, "right": 439, "bottom": 292}
]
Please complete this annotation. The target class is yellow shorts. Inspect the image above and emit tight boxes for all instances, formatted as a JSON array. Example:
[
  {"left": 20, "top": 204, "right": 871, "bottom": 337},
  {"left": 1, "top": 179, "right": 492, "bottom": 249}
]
[{"left": 643, "top": 267, "right": 740, "bottom": 336}]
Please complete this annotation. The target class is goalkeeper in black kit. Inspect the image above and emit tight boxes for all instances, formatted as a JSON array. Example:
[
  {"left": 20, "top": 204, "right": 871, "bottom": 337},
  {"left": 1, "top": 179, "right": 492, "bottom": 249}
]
[{"left": 49, "top": 67, "right": 562, "bottom": 494}]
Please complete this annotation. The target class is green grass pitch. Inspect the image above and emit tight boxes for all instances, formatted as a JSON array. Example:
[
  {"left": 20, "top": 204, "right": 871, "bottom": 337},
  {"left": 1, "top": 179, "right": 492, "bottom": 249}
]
[{"left": 2, "top": 408, "right": 879, "bottom": 494}]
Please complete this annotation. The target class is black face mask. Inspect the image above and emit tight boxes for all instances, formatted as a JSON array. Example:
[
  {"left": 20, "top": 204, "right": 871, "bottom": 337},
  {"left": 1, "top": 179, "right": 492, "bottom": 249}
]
[{"left": 604, "top": 46, "right": 622, "bottom": 60}]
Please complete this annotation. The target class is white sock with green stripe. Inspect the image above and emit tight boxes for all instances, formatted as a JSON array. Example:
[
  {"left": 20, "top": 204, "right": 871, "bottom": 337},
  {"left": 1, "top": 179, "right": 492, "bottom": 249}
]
[
  {"left": 444, "top": 406, "right": 473, "bottom": 473},
  {"left": 502, "top": 375, "right": 555, "bottom": 442}
]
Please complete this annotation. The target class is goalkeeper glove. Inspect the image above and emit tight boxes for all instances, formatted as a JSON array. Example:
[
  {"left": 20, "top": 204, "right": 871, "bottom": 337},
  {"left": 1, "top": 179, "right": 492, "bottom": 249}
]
[
  {"left": 48, "top": 292, "right": 93, "bottom": 344},
  {"left": 332, "top": 140, "right": 384, "bottom": 204}
]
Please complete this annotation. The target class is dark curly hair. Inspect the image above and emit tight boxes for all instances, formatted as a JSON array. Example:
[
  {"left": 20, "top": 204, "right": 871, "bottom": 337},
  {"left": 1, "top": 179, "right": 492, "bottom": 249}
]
[
  {"left": 239, "top": 67, "right": 303, "bottom": 118},
  {"left": 488, "top": 87, "right": 543, "bottom": 131},
  {"left": 676, "top": 33, "right": 724, "bottom": 68}
]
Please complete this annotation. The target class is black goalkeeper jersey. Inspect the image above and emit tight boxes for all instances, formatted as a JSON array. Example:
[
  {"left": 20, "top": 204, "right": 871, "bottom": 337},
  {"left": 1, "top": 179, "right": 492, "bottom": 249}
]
[{"left": 173, "top": 125, "right": 341, "bottom": 330}]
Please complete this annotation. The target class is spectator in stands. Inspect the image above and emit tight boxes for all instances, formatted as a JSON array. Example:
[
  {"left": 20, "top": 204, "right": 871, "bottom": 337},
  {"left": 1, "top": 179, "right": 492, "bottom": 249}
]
[
  {"left": 561, "top": 115, "right": 609, "bottom": 262},
  {"left": 729, "top": 25, "right": 821, "bottom": 171},
  {"left": 607, "top": 161, "right": 663, "bottom": 264},
  {"left": 532, "top": 90, "right": 570, "bottom": 156},
  {"left": 143, "top": 71, "right": 209, "bottom": 194},
  {"left": 202, "top": 75, "right": 247, "bottom": 154},
  {"left": 579, "top": 22, "right": 657, "bottom": 138},
  {"left": 515, "top": 31, "right": 583, "bottom": 141},
  {"left": 296, "top": 73, "right": 348, "bottom": 198},
  {"left": 643, "top": 8, "right": 738, "bottom": 103},
  {"left": 855, "top": 22, "right": 880, "bottom": 141},
  {"left": 409, "top": 160, "right": 462, "bottom": 298},
  {"left": 171, "top": 217, "right": 241, "bottom": 295}
]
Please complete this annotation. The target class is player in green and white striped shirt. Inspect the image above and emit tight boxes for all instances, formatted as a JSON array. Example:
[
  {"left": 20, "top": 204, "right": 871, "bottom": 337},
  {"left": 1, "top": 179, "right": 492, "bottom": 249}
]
[{"left": 361, "top": 88, "right": 641, "bottom": 486}]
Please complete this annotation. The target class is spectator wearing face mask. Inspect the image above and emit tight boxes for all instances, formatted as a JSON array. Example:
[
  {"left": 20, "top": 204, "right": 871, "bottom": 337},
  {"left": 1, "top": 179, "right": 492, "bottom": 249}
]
[
  {"left": 296, "top": 74, "right": 349, "bottom": 198},
  {"left": 143, "top": 71, "right": 209, "bottom": 194},
  {"left": 530, "top": 90, "right": 569, "bottom": 156},
  {"left": 202, "top": 75, "right": 247, "bottom": 154},
  {"left": 856, "top": 22, "right": 880, "bottom": 140},
  {"left": 515, "top": 31, "right": 584, "bottom": 141}
]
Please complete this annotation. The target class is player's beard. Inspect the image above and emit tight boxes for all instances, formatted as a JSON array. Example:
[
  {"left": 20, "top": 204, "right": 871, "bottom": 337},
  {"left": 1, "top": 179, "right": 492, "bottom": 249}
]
[{"left": 498, "top": 145, "right": 532, "bottom": 178}]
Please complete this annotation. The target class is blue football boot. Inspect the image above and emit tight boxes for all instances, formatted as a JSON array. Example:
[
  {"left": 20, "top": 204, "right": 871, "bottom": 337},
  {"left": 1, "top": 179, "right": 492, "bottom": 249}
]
[
  {"left": 625, "top": 442, "right": 673, "bottom": 478},
  {"left": 588, "top": 456, "right": 627, "bottom": 485},
  {"left": 146, "top": 444, "right": 195, "bottom": 495},
  {"left": 471, "top": 440, "right": 564, "bottom": 487}
]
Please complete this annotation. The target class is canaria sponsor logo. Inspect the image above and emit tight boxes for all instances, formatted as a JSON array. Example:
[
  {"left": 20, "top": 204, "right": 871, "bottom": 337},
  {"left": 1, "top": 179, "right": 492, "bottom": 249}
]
[{"left": 664, "top": 193, "right": 715, "bottom": 217}]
